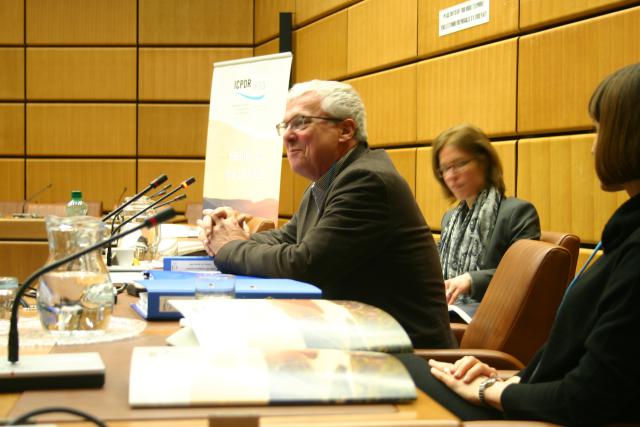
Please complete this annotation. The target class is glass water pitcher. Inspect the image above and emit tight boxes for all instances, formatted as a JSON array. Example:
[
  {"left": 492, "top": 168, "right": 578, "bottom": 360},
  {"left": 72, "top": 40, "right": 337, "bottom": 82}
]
[{"left": 37, "top": 216, "right": 115, "bottom": 334}]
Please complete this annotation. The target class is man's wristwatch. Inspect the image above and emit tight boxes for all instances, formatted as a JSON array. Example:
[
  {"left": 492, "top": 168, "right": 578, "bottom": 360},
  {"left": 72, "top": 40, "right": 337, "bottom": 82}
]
[{"left": 478, "top": 376, "right": 499, "bottom": 406}]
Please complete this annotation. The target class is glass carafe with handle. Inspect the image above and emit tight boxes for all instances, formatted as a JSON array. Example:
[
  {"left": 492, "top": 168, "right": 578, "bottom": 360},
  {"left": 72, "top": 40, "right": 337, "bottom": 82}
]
[{"left": 37, "top": 215, "right": 114, "bottom": 335}]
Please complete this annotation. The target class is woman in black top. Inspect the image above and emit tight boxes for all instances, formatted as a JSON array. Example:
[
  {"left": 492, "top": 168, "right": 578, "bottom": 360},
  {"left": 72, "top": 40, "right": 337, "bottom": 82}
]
[{"left": 399, "top": 63, "right": 640, "bottom": 426}]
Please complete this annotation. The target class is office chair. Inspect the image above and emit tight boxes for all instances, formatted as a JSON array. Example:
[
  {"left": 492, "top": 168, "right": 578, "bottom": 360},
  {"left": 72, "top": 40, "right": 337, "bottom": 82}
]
[
  {"left": 416, "top": 239, "right": 572, "bottom": 369},
  {"left": 539, "top": 230, "right": 580, "bottom": 285}
]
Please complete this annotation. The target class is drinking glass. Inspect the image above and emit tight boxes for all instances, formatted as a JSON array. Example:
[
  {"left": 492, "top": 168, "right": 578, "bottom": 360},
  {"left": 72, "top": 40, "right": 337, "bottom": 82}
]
[{"left": 0, "top": 276, "right": 19, "bottom": 320}]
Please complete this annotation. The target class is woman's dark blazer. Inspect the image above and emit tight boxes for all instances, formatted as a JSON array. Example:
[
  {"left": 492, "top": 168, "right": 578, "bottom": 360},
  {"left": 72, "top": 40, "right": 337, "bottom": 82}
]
[{"left": 440, "top": 197, "right": 541, "bottom": 301}]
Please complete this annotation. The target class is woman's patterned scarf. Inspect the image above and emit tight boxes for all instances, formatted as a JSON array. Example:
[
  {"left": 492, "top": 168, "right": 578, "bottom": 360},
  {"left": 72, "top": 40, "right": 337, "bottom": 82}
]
[{"left": 439, "top": 186, "right": 502, "bottom": 289}]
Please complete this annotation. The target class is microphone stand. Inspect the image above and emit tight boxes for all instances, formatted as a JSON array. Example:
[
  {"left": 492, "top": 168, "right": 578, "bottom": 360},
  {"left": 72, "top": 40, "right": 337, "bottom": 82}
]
[
  {"left": 149, "top": 184, "right": 171, "bottom": 199},
  {"left": 2, "top": 208, "right": 177, "bottom": 391},
  {"left": 153, "top": 193, "right": 186, "bottom": 210},
  {"left": 7, "top": 207, "right": 176, "bottom": 364},
  {"left": 15, "top": 183, "right": 53, "bottom": 218},
  {"left": 106, "top": 177, "right": 195, "bottom": 266},
  {"left": 101, "top": 174, "right": 168, "bottom": 222}
]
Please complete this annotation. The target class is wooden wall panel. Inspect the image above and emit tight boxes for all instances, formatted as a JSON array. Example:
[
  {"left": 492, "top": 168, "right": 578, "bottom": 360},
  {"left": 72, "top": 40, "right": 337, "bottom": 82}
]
[
  {"left": 517, "top": 135, "right": 628, "bottom": 244},
  {"left": 292, "top": 173, "right": 311, "bottom": 211},
  {"left": 577, "top": 247, "right": 602, "bottom": 273},
  {"left": 415, "top": 140, "right": 515, "bottom": 231},
  {"left": 26, "top": 159, "right": 136, "bottom": 209},
  {"left": 255, "top": 38, "right": 280, "bottom": 57},
  {"left": 0, "top": 242, "right": 49, "bottom": 283},
  {"left": 347, "top": 0, "right": 417, "bottom": 75},
  {"left": 26, "top": 0, "right": 136, "bottom": 45},
  {"left": 26, "top": 48, "right": 136, "bottom": 100},
  {"left": 277, "top": 218, "right": 288, "bottom": 227},
  {"left": 416, "top": 146, "right": 454, "bottom": 231},
  {"left": 493, "top": 141, "right": 516, "bottom": 197},
  {"left": 0, "top": 159, "right": 25, "bottom": 200},
  {"left": 346, "top": 64, "right": 416, "bottom": 148},
  {"left": 138, "top": 105, "right": 208, "bottom": 158},
  {"left": 139, "top": 0, "right": 253, "bottom": 45},
  {"left": 0, "top": 49, "right": 24, "bottom": 100},
  {"left": 0, "top": 104, "right": 24, "bottom": 155},
  {"left": 278, "top": 157, "right": 294, "bottom": 216},
  {"left": 138, "top": 159, "right": 205, "bottom": 213},
  {"left": 294, "top": 10, "right": 348, "bottom": 82},
  {"left": 295, "top": 0, "right": 356, "bottom": 26},
  {"left": 520, "top": 0, "right": 639, "bottom": 30},
  {"left": 138, "top": 48, "right": 253, "bottom": 101},
  {"left": 255, "top": 0, "right": 295, "bottom": 44},
  {"left": 518, "top": 7, "right": 640, "bottom": 134},
  {"left": 387, "top": 148, "right": 416, "bottom": 196},
  {"left": 0, "top": 0, "right": 23, "bottom": 44},
  {"left": 27, "top": 104, "right": 136, "bottom": 156},
  {"left": 417, "top": 38, "right": 517, "bottom": 141},
  {"left": 417, "top": 0, "right": 518, "bottom": 57}
]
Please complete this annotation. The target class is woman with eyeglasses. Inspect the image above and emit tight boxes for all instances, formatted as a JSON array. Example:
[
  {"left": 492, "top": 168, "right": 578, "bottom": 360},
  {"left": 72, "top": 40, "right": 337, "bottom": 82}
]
[
  {"left": 431, "top": 124, "right": 540, "bottom": 320},
  {"left": 398, "top": 62, "right": 640, "bottom": 426}
]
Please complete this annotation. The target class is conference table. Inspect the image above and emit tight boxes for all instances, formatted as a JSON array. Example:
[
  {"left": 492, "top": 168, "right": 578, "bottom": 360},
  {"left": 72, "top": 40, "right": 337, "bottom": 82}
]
[
  {"left": 1, "top": 294, "right": 459, "bottom": 427},
  {"left": 0, "top": 217, "right": 49, "bottom": 283}
]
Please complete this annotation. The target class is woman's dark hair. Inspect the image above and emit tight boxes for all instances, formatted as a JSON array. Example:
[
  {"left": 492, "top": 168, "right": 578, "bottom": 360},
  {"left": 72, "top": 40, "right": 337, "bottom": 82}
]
[
  {"left": 431, "top": 123, "right": 505, "bottom": 199},
  {"left": 589, "top": 63, "right": 640, "bottom": 187}
]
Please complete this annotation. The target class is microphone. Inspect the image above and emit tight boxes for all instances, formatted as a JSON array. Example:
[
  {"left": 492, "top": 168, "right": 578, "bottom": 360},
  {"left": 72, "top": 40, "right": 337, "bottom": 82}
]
[
  {"left": 112, "top": 177, "right": 195, "bottom": 235},
  {"left": 114, "top": 186, "right": 128, "bottom": 208},
  {"left": 153, "top": 193, "right": 187, "bottom": 210},
  {"left": 149, "top": 183, "right": 171, "bottom": 199},
  {"left": 101, "top": 174, "right": 168, "bottom": 222},
  {"left": 2, "top": 208, "right": 177, "bottom": 391},
  {"left": 106, "top": 177, "right": 195, "bottom": 266},
  {"left": 13, "top": 183, "right": 53, "bottom": 218}
]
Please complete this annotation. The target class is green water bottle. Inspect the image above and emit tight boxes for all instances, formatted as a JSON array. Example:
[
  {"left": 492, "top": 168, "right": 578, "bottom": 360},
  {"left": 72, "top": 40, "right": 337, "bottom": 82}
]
[{"left": 66, "top": 190, "right": 89, "bottom": 216}]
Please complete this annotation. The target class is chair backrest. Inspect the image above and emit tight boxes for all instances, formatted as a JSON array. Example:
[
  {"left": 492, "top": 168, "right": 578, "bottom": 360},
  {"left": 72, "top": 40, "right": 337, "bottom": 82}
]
[
  {"left": 25, "top": 201, "right": 103, "bottom": 217},
  {"left": 0, "top": 201, "right": 23, "bottom": 216},
  {"left": 461, "top": 239, "right": 571, "bottom": 365},
  {"left": 185, "top": 202, "right": 275, "bottom": 234},
  {"left": 86, "top": 201, "right": 103, "bottom": 217},
  {"left": 540, "top": 230, "right": 580, "bottom": 285}
]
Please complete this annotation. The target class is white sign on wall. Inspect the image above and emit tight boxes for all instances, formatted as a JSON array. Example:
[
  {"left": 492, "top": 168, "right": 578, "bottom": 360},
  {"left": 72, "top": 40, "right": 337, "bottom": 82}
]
[
  {"left": 439, "top": 0, "right": 490, "bottom": 37},
  {"left": 203, "top": 53, "right": 293, "bottom": 223}
]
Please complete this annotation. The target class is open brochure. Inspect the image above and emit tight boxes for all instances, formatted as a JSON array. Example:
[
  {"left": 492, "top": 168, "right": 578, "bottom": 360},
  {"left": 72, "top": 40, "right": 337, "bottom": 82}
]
[
  {"left": 129, "top": 299, "right": 417, "bottom": 407},
  {"left": 170, "top": 299, "right": 413, "bottom": 353},
  {"left": 448, "top": 303, "right": 474, "bottom": 324}
]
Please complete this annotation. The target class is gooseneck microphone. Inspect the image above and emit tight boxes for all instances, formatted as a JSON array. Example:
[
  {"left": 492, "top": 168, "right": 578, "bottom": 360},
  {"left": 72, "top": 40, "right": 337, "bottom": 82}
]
[
  {"left": 101, "top": 174, "right": 168, "bottom": 222},
  {"left": 153, "top": 193, "right": 187, "bottom": 210},
  {"left": 105, "top": 177, "right": 195, "bottom": 266},
  {"left": 15, "top": 183, "right": 53, "bottom": 216},
  {"left": 112, "top": 177, "right": 195, "bottom": 236},
  {"left": 114, "top": 186, "right": 128, "bottom": 207},
  {"left": 149, "top": 183, "right": 172, "bottom": 199},
  {"left": 6, "top": 208, "right": 177, "bottom": 367}
]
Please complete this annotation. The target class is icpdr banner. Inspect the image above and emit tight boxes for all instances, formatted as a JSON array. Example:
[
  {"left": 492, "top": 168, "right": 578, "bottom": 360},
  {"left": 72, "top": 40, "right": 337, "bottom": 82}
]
[{"left": 203, "top": 52, "right": 293, "bottom": 223}]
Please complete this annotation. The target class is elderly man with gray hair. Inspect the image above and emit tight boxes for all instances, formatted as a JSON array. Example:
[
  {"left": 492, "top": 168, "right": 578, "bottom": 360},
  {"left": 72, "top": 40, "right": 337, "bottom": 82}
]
[{"left": 199, "top": 80, "right": 454, "bottom": 349}]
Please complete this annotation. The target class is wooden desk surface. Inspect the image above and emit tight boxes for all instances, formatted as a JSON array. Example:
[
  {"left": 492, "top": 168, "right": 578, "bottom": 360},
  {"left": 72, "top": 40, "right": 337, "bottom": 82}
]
[
  {"left": 0, "top": 218, "right": 47, "bottom": 241},
  {"left": 1, "top": 295, "right": 458, "bottom": 426}
]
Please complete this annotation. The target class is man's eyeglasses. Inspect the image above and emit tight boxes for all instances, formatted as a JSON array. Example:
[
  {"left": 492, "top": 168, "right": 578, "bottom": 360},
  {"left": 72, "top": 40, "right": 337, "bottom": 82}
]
[
  {"left": 275, "top": 115, "right": 341, "bottom": 136},
  {"left": 438, "top": 158, "right": 475, "bottom": 177}
]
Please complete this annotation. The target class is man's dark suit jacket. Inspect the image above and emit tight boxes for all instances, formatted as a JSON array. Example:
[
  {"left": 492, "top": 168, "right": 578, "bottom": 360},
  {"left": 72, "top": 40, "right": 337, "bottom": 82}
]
[
  {"left": 441, "top": 197, "right": 541, "bottom": 301},
  {"left": 215, "top": 143, "right": 455, "bottom": 349}
]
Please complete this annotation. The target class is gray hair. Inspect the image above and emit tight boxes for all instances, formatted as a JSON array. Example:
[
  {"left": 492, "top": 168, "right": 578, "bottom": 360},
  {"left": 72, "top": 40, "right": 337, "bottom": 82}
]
[{"left": 288, "top": 80, "right": 368, "bottom": 143}]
